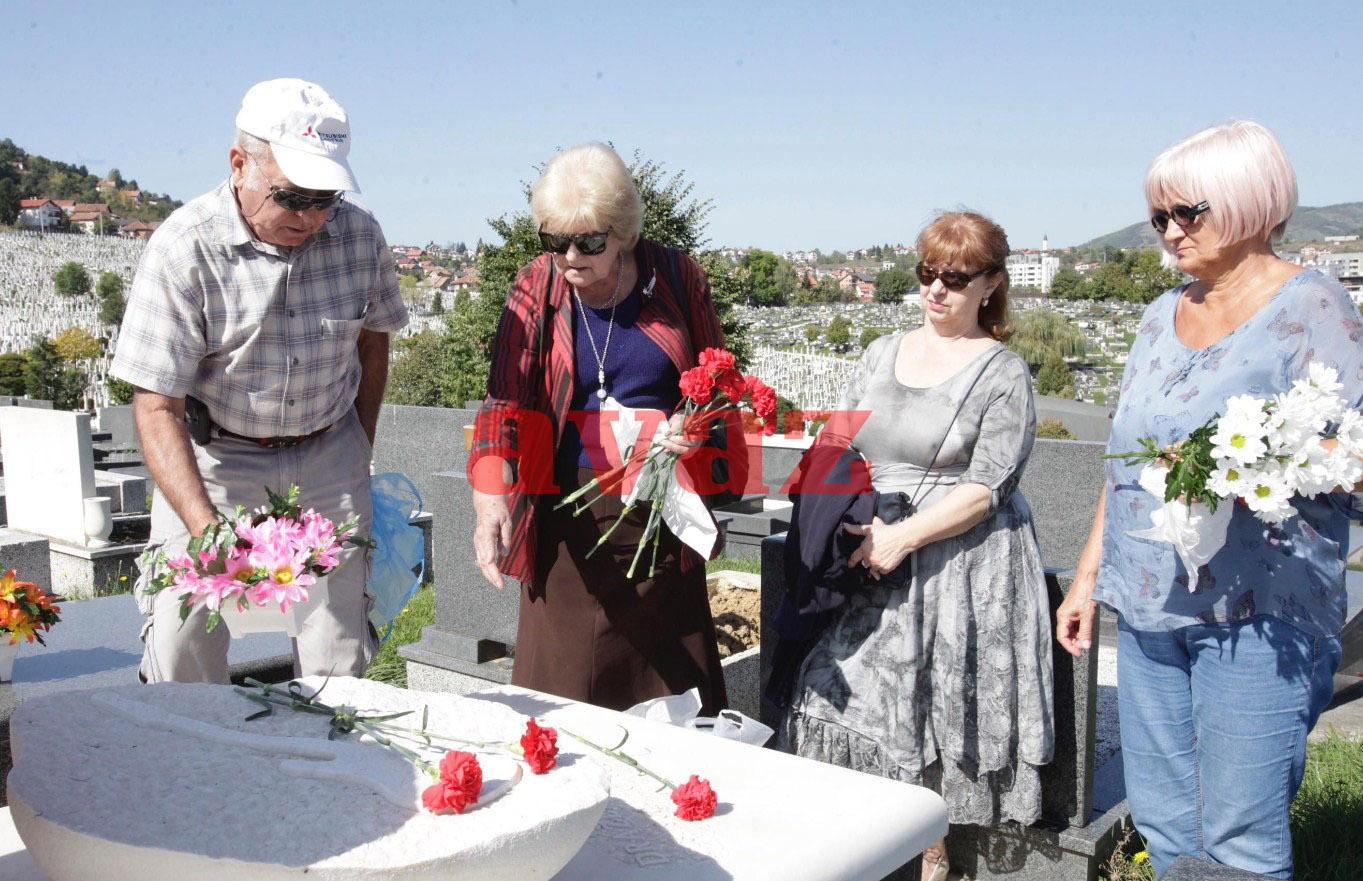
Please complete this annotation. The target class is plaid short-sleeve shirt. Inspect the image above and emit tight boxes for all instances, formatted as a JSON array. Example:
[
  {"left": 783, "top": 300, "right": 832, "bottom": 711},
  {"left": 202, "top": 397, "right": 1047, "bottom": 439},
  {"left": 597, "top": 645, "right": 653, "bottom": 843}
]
[{"left": 111, "top": 181, "right": 407, "bottom": 437}]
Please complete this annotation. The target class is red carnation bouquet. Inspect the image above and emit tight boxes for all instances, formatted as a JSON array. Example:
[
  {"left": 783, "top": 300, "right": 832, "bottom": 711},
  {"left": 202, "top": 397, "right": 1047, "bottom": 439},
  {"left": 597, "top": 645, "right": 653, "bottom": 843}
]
[{"left": 556, "top": 347, "right": 777, "bottom": 579}]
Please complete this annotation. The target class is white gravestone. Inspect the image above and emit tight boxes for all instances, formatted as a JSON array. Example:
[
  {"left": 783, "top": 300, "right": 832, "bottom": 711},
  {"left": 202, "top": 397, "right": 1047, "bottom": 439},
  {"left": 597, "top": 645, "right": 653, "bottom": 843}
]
[
  {"left": 8, "top": 678, "right": 610, "bottom": 881},
  {"left": 0, "top": 409, "right": 109, "bottom": 547}
]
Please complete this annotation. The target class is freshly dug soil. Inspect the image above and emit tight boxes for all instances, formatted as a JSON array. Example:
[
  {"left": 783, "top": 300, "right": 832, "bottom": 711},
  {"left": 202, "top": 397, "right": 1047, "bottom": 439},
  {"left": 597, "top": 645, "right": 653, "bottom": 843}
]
[{"left": 707, "top": 572, "right": 760, "bottom": 658}]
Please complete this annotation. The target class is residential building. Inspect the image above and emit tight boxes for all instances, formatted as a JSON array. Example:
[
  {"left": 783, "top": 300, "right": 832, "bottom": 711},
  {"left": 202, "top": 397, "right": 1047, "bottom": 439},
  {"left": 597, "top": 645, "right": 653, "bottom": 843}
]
[
  {"left": 17, "top": 199, "right": 64, "bottom": 229},
  {"left": 120, "top": 221, "right": 160, "bottom": 240},
  {"left": 1006, "top": 238, "right": 1060, "bottom": 293}
]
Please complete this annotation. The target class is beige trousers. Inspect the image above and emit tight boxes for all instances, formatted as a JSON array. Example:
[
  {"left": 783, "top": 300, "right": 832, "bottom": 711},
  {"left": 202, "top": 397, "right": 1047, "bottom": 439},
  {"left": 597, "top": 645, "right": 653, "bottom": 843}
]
[{"left": 137, "top": 409, "right": 375, "bottom": 684}]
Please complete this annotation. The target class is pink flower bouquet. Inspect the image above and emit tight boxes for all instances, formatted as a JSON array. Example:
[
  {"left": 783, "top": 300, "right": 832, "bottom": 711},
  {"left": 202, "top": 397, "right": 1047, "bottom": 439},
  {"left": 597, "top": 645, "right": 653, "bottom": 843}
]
[{"left": 147, "top": 485, "right": 371, "bottom": 632}]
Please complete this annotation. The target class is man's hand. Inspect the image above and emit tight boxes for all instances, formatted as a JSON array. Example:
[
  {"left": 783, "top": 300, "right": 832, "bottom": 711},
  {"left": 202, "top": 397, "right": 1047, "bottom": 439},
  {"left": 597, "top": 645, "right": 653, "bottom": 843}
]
[{"left": 354, "top": 328, "right": 389, "bottom": 448}]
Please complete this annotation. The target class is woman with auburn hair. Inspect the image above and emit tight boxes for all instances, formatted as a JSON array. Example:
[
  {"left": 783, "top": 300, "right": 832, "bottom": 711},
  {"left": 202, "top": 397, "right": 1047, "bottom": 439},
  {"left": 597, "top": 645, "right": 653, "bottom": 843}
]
[
  {"left": 469, "top": 143, "right": 733, "bottom": 713},
  {"left": 783, "top": 211, "right": 1054, "bottom": 881},
  {"left": 1056, "top": 120, "right": 1363, "bottom": 878}
]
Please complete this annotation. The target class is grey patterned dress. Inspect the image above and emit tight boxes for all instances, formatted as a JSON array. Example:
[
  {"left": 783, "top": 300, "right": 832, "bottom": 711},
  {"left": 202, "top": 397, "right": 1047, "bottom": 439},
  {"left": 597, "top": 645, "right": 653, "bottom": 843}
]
[{"left": 781, "top": 332, "right": 1055, "bottom": 825}]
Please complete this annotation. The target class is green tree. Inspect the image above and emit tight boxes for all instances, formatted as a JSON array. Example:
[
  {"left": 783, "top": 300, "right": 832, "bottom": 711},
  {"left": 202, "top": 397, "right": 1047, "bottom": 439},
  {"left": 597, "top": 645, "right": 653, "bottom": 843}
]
[
  {"left": 742, "top": 249, "right": 796, "bottom": 307},
  {"left": 23, "top": 337, "right": 86, "bottom": 410},
  {"left": 1127, "top": 249, "right": 1183, "bottom": 303},
  {"left": 384, "top": 328, "right": 457, "bottom": 407},
  {"left": 813, "top": 276, "right": 843, "bottom": 303},
  {"left": 0, "top": 178, "right": 19, "bottom": 226},
  {"left": 1048, "top": 267, "right": 1087, "bottom": 300},
  {"left": 859, "top": 327, "right": 884, "bottom": 349},
  {"left": 826, "top": 315, "right": 851, "bottom": 349},
  {"left": 1035, "top": 352, "right": 1076, "bottom": 398},
  {"left": 96, "top": 272, "right": 124, "bottom": 301},
  {"left": 1007, "top": 309, "right": 1087, "bottom": 368},
  {"left": 107, "top": 168, "right": 124, "bottom": 188},
  {"left": 431, "top": 291, "right": 445, "bottom": 315},
  {"left": 0, "top": 352, "right": 27, "bottom": 396},
  {"left": 804, "top": 324, "right": 821, "bottom": 343},
  {"left": 873, "top": 268, "right": 913, "bottom": 304},
  {"left": 695, "top": 251, "right": 754, "bottom": 368},
  {"left": 1089, "top": 261, "right": 1136, "bottom": 302},
  {"left": 99, "top": 289, "right": 126, "bottom": 325},
  {"left": 106, "top": 376, "right": 136, "bottom": 405},
  {"left": 53, "top": 262, "right": 91, "bottom": 297}
]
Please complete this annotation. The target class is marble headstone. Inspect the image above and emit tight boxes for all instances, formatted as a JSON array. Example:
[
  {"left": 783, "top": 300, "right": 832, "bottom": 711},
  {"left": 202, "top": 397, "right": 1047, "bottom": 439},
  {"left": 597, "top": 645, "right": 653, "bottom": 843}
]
[{"left": 0, "top": 409, "right": 98, "bottom": 547}]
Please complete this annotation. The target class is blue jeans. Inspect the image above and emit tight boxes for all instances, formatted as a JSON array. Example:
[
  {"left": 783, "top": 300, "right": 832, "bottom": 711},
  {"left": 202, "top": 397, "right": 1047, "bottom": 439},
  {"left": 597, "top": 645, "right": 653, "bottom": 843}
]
[{"left": 1117, "top": 614, "right": 1340, "bottom": 879}]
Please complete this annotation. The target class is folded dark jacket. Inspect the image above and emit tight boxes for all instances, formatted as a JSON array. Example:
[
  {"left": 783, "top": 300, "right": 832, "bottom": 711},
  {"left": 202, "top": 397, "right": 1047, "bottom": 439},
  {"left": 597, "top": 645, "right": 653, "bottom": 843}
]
[{"left": 765, "top": 443, "right": 874, "bottom": 715}]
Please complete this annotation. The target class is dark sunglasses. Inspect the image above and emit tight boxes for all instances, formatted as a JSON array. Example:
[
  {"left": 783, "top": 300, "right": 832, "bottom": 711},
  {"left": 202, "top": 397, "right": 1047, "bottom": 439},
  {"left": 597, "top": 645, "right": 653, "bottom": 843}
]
[
  {"left": 538, "top": 226, "right": 611, "bottom": 256},
  {"left": 1150, "top": 201, "right": 1210, "bottom": 233},
  {"left": 915, "top": 262, "right": 999, "bottom": 292},
  {"left": 267, "top": 184, "right": 343, "bottom": 213}
]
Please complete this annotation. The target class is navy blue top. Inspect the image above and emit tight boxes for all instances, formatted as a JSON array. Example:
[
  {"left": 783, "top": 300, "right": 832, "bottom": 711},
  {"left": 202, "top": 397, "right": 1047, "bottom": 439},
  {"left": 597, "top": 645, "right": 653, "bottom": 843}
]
[
  {"left": 557, "top": 264, "right": 681, "bottom": 471},
  {"left": 1095, "top": 270, "right": 1363, "bottom": 638}
]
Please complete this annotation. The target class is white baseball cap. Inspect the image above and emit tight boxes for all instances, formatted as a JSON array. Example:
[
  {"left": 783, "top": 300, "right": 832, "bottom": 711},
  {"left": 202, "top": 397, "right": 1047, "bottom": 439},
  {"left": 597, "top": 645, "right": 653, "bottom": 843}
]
[{"left": 235, "top": 78, "right": 360, "bottom": 192}]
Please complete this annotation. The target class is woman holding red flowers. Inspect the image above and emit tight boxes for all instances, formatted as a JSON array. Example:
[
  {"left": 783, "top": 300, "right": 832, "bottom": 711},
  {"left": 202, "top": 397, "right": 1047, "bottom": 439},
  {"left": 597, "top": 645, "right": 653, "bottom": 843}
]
[
  {"left": 782, "top": 212, "right": 1053, "bottom": 881},
  {"left": 470, "top": 143, "right": 736, "bottom": 713}
]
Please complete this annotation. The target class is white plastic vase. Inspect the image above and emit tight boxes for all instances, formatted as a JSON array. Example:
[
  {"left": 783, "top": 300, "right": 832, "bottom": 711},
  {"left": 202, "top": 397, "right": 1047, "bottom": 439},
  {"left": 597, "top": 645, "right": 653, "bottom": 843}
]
[
  {"left": 0, "top": 639, "right": 19, "bottom": 681},
  {"left": 222, "top": 577, "right": 328, "bottom": 638}
]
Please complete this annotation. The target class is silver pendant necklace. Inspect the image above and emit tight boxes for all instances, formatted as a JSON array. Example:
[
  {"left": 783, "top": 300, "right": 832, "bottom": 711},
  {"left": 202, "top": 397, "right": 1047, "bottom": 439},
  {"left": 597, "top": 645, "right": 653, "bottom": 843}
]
[{"left": 573, "top": 253, "right": 627, "bottom": 402}]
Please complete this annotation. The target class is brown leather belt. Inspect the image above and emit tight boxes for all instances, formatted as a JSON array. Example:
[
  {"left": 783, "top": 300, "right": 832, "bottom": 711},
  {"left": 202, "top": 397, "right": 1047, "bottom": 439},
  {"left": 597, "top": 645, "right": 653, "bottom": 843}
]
[{"left": 216, "top": 424, "right": 332, "bottom": 449}]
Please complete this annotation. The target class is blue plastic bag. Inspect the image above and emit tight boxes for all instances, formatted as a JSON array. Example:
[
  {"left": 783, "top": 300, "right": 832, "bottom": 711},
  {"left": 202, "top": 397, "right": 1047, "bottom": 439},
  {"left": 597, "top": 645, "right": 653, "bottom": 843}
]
[{"left": 367, "top": 472, "right": 426, "bottom": 643}]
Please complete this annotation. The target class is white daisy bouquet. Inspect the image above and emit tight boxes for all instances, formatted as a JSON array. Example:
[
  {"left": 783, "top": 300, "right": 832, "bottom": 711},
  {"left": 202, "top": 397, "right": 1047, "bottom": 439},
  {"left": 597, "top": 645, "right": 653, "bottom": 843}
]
[{"left": 1109, "top": 362, "right": 1363, "bottom": 591}]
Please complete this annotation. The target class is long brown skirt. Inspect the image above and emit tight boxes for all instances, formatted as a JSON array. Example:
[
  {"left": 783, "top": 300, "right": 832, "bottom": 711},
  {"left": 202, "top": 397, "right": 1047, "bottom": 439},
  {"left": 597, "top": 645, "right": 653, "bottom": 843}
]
[{"left": 512, "top": 466, "right": 728, "bottom": 714}]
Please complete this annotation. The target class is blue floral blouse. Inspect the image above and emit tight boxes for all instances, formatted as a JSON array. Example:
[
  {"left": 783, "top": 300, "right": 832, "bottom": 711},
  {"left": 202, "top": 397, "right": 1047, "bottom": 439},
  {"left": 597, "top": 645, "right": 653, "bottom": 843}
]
[{"left": 1095, "top": 270, "right": 1363, "bottom": 638}]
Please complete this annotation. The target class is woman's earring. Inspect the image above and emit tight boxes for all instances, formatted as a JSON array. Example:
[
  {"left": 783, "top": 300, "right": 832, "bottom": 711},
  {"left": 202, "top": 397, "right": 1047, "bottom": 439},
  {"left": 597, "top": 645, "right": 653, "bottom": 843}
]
[{"left": 982, "top": 298, "right": 991, "bottom": 307}]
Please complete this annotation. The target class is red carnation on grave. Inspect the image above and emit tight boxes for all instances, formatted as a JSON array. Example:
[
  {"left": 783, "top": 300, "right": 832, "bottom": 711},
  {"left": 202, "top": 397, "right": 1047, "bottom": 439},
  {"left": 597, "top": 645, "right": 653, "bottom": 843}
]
[
  {"left": 520, "top": 718, "right": 559, "bottom": 775},
  {"left": 422, "top": 750, "right": 483, "bottom": 814},
  {"left": 671, "top": 774, "right": 718, "bottom": 821},
  {"left": 697, "top": 347, "right": 736, "bottom": 373},
  {"left": 679, "top": 366, "right": 716, "bottom": 405}
]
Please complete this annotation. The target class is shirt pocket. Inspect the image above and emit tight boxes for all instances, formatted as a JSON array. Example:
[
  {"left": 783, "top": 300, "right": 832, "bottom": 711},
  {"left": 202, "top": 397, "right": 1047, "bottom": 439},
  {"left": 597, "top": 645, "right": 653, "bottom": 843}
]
[{"left": 320, "top": 317, "right": 365, "bottom": 375}]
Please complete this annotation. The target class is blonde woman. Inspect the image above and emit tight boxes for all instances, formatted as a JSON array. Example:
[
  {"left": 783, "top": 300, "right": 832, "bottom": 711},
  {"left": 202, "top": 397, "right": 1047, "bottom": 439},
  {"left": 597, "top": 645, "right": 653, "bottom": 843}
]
[{"left": 470, "top": 144, "right": 731, "bottom": 712}]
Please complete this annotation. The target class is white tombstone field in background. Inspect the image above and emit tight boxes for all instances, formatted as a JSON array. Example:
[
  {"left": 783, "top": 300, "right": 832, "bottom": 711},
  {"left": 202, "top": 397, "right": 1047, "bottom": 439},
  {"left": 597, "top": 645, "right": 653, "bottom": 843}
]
[{"left": 0, "top": 408, "right": 110, "bottom": 548}]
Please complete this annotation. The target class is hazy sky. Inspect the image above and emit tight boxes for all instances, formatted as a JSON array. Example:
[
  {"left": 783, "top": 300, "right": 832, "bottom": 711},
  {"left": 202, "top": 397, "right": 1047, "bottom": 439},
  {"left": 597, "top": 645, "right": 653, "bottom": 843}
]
[{"left": 4, "top": 1, "right": 1359, "bottom": 251}]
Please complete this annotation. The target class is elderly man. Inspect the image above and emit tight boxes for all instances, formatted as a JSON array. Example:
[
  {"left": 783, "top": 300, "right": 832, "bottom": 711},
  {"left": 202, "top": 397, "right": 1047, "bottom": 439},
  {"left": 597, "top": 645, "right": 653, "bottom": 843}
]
[{"left": 110, "top": 78, "right": 407, "bottom": 683}]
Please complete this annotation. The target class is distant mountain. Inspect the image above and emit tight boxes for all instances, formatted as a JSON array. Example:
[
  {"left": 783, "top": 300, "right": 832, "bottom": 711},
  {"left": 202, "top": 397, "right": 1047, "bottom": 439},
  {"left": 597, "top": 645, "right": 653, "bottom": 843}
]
[
  {"left": 1080, "top": 202, "right": 1363, "bottom": 250},
  {"left": 0, "top": 138, "right": 182, "bottom": 225}
]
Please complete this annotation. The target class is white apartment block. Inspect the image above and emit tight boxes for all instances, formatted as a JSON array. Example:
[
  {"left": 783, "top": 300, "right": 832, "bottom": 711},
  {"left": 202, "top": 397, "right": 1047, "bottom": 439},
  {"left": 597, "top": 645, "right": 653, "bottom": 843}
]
[{"left": 1006, "top": 251, "right": 1060, "bottom": 293}]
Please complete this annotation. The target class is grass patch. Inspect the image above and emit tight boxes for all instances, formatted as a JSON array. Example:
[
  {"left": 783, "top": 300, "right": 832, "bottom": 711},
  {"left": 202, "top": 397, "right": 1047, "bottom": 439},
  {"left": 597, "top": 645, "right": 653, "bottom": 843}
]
[
  {"left": 363, "top": 584, "right": 435, "bottom": 689},
  {"left": 1097, "top": 734, "right": 1363, "bottom": 881},
  {"left": 1292, "top": 733, "right": 1363, "bottom": 881},
  {"left": 706, "top": 553, "right": 761, "bottom": 575}
]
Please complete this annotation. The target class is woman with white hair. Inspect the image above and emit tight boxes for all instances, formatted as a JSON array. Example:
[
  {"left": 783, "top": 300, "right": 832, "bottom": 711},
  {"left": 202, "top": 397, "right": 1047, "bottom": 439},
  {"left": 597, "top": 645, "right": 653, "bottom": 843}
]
[
  {"left": 469, "top": 143, "right": 732, "bottom": 712},
  {"left": 1056, "top": 121, "right": 1363, "bottom": 878}
]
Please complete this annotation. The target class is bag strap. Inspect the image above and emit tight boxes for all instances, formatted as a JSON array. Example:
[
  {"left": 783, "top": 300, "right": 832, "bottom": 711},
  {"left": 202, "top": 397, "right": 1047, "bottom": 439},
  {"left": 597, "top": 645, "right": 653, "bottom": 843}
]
[{"left": 907, "top": 346, "right": 1005, "bottom": 507}]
